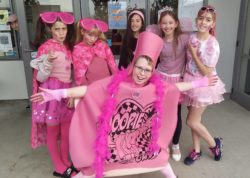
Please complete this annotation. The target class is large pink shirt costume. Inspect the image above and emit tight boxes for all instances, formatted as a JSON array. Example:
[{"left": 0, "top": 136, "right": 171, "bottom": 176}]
[
  {"left": 31, "top": 39, "right": 74, "bottom": 148},
  {"left": 72, "top": 40, "right": 118, "bottom": 86},
  {"left": 183, "top": 33, "right": 226, "bottom": 107},
  {"left": 69, "top": 76, "right": 180, "bottom": 176},
  {"left": 157, "top": 34, "right": 189, "bottom": 83}
]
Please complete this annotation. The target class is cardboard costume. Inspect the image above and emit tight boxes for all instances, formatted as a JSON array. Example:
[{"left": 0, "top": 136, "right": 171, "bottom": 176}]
[{"left": 69, "top": 32, "right": 181, "bottom": 177}]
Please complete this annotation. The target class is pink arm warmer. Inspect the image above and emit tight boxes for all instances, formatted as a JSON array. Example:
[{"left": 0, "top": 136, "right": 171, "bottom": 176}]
[
  {"left": 41, "top": 88, "right": 68, "bottom": 102},
  {"left": 191, "top": 76, "right": 209, "bottom": 88}
]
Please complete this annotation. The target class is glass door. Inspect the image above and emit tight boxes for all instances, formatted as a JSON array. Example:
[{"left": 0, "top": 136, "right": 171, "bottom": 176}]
[
  {"left": 14, "top": 0, "right": 81, "bottom": 97},
  {"left": 231, "top": 0, "right": 250, "bottom": 110},
  {"left": 80, "top": 0, "right": 147, "bottom": 58}
]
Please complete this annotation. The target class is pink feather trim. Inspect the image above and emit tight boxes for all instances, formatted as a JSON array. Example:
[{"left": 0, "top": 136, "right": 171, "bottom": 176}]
[{"left": 93, "top": 71, "right": 165, "bottom": 178}]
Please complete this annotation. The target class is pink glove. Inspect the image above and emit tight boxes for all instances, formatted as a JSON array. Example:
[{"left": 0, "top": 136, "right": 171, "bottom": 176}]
[
  {"left": 191, "top": 76, "right": 209, "bottom": 88},
  {"left": 40, "top": 87, "right": 67, "bottom": 102}
]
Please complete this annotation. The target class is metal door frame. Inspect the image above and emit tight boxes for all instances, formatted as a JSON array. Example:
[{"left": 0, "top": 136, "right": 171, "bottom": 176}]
[
  {"left": 231, "top": 0, "right": 250, "bottom": 110},
  {"left": 15, "top": 0, "right": 82, "bottom": 97}
]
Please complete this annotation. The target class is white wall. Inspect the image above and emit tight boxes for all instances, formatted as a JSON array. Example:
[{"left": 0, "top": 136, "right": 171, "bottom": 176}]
[
  {"left": 0, "top": 61, "right": 28, "bottom": 100},
  {"left": 208, "top": 0, "right": 241, "bottom": 92}
]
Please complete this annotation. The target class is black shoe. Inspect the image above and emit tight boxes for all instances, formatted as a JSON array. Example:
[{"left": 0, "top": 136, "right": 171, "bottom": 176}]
[
  {"left": 70, "top": 164, "right": 79, "bottom": 173},
  {"left": 53, "top": 167, "right": 73, "bottom": 178},
  {"left": 210, "top": 137, "right": 223, "bottom": 161},
  {"left": 184, "top": 149, "right": 202, "bottom": 165}
]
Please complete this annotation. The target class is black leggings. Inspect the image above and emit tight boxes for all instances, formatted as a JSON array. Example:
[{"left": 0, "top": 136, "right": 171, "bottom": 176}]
[{"left": 172, "top": 104, "right": 182, "bottom": 145}]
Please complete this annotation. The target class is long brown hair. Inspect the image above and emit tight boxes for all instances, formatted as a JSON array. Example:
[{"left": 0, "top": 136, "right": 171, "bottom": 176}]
[
  {"left": 159, "top": 10, "right": 182, "bottom": 58},
  {"left": 124, "top": 10, "right": 145, "bottom": 62}
]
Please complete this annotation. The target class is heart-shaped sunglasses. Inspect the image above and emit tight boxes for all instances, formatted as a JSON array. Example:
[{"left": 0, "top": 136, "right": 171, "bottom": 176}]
[
  {"left": 80, "top": 18, "right": 108, "bottom": 32},
  {"left": 40, "top": 12, "right": 74, "bottom": 24}
]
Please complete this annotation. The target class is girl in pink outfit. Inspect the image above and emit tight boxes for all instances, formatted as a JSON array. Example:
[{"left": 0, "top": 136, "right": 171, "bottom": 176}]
[
  {"left": 30, "top": 12, "right": 77, "bottom": 177},
  {"left": 31, "top": 32, "right": 217, "bottom": 178},
  {"left": 147, "top": 7, "right": 190, "bottom": 162},
  {"left": 182, "top": 5, "right": 226, "bottom": 165},
  {"left": 73, "top": 18, "right": 118, "bottom": 86}
]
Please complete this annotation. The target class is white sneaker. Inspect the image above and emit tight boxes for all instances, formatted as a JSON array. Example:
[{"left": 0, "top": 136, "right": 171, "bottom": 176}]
[{"left": 171, "top": 144, "right": 181, "bottom": 162}]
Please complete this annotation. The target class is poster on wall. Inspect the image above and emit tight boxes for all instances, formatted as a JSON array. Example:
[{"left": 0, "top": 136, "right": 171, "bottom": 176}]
[
  {"left": 108, "top": 1, "right": 127, "bottom": 29},
  {"left": 0, "top": 32, "right": 13, "bottom": 52},
  {"left": 0, "top": 10, "right": 9, "bottom": 24},
  {"left": 0, "top": 0, "right": 10, "bottom": 8},
  {"left": 0, "top": 9, "right": 10, "bottom": 31},
  {"left": 178, "top": 0, "right": 203, "bottom": 31}
]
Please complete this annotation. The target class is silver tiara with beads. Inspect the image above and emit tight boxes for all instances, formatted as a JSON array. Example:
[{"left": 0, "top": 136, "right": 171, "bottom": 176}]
[{"left": 158, "top": 6, "right": 174, "bottom": 14}]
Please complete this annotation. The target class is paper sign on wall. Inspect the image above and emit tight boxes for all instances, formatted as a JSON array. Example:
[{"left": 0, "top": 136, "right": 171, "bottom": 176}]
[
  {"left": 108, "top": 1, "right": 127, "bottom": 29},
  {"left": 0, "top": 32, "right": 13, "bottom": 52}
]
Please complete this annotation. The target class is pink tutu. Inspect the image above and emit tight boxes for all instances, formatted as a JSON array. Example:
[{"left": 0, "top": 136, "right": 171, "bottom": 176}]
[
  {"left": 157, "top": 71, "right": 184, "bottom": 103},
  {"left": 182, "top": 73, "right": 226, "bottom": 107},
  {"left": 32, "top": 77, "right": 74, "bottom": 125}
]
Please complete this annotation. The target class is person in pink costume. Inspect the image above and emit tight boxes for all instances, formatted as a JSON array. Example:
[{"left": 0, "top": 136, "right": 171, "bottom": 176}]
[
  {"left": 30, "top": 12, "right": 78, "bottom": 177},
  {"left": 146, "top": 7, "right": 190, "bottom": 162},
  {"left": 31, "top": 32, "right": 217, "bottom": 178},
  {"left": 182, "top": 5, "right": 226, "bottom": 165},
  {"left": 73, "top": 18, "right": 118, "bottom": 86}
]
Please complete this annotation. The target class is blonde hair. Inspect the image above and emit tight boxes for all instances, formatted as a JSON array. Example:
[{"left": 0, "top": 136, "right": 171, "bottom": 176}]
[
  {"left": 136, "top": 55, "right": 154, "bottom": 68},
  {"left": 75, "top": 21, "right": 107, "bottom": 44}
]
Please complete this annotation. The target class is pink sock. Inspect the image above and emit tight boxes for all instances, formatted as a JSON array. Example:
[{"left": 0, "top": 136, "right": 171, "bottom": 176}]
[
  {"left": 60, "top": 122, "right": 71, "bottom": 167},
  {"left": 47, "top": 125, "right": 67, "bottom": 174},
  {"left": 161, "top": 163, "right": 177, "bottom": 178}
]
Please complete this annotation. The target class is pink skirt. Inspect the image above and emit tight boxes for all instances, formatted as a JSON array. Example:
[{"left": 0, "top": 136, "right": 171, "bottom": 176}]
[
  {"left": 157, "top": 71, "right": 184, "bottom": 103},
  {"left": 182, "top": 73, "right": 226, "bottom": 107},
  {"left": 32, "top": 77, "right": 74, "bottom": 125}
]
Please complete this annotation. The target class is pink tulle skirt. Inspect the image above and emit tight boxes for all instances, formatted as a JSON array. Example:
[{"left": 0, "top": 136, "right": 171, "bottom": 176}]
[
  {"left": 32, "top": 77, "right": 74, "bottom": 125},
  {"left": 157, "top": 71, "right": 184, "bottom": 103},
  {"left": 182, "top": 73, "right": 226, "bottom": 107}
]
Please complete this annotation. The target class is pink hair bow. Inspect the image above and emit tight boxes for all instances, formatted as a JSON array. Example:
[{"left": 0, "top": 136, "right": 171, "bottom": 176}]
[
  {"left": 80, "top": 18, "right": 108, "bottom": 32},
  {"left": 40, "top": 12, "right": 74, "bottom": 24}
]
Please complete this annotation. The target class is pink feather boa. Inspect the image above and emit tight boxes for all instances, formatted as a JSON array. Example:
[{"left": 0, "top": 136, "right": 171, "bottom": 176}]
[{"left": 93, "top": 70, "right": 165, "bottom": 178}]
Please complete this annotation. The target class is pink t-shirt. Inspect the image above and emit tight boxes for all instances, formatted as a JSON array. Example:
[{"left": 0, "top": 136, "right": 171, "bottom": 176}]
[
  {"left": 157, "top": 34, "right": 189, "bottom": 75},
  {"left": 69, "top": 76, "right": 180, "bottom": 176}
]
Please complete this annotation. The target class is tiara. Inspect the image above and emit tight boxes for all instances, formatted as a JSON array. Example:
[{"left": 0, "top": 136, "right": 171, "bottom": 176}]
[{"left": 158, "top": 6, "right": 174, "bottom": 14}]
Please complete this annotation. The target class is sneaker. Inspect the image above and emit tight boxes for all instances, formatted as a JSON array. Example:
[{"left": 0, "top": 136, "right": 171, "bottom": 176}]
[
  {"left": 184, "top": 150, "right": 202, "bottom": 165},
  {"left": 171, "top": 144, "right": 181, "bottom": 162},
  {"left": 210, "top": 137, "right": 223, "bottom": 161}
]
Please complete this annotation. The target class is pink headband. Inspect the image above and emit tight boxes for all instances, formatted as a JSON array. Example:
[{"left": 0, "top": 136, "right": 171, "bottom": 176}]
[
  {"left": 128, "top": 10, "right": 144, "bottom": 21},
  {"left": 40, "top": 12, "right": 74, "bottom": 24},
  {"left": 80, "top": 18, "right": 108, "bottom": 32}
]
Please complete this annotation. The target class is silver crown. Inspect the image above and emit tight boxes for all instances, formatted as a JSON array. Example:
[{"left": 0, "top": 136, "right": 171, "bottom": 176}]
[{"left": 158, "top": 6, "right": 174, "bottom": 14}]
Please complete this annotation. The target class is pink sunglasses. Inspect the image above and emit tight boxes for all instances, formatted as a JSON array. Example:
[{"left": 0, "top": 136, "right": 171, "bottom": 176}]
[
  {"left": 80, "top": 18, "right": 108, "bottom": 32},
  {"left": 40, "top": 12, "right": 74, "bottom": 24},
  {"left": 200, "top": 6, "right": 216, "bottom": 12}
]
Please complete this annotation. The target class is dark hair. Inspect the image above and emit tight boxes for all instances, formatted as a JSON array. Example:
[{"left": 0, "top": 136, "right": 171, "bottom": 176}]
[
  {"left": 159, "top": 10, "right": 182, "bottom": 58},
  {"left": 119, "top": 10, "right": 145, "bottom": 69},
  {"left": 33, "top": 17, "right": 75, "bottom": 51}
]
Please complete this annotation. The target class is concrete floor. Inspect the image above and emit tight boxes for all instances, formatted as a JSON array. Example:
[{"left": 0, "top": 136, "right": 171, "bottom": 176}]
[{"left": 0, "top": 98, "right": 250, "bottom": 178}]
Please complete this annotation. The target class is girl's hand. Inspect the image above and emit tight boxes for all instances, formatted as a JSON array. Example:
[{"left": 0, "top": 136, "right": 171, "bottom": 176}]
[
  {"left": 67, "top": 98, "right": 74, "bottom": 108},
  {"left": 30, "top": 87, "right": 67, "bottom": 103},
  {"left": 207, "top": 75, "right": 218, "bottom": 86},
  {"left": 48, "top": 50, "right": 58, "bottom": 62},
  {"left": 188, "top": 42, "right": 198, "bottom": 57}
]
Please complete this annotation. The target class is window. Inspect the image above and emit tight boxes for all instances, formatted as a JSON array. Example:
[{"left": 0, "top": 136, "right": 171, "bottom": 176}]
[{"left": 0, "top": 0, "right": 20, "bottom": 60}]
